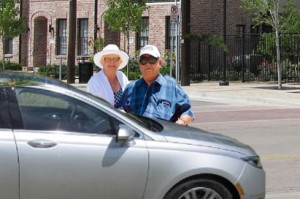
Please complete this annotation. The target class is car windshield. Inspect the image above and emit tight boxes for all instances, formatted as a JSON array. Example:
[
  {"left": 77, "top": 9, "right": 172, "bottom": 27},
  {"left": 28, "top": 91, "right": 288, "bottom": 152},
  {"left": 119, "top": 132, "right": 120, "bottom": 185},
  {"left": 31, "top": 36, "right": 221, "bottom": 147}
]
[{"left": 115, "top": 109, "right": 164, "bottom": 132}]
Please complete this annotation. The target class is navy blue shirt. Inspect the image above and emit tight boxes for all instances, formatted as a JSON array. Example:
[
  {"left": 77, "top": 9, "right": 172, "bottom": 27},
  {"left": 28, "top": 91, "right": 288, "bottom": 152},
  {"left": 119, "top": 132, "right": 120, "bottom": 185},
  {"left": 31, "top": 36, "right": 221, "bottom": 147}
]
[{"left": 118, "top": 75, "right": 194, "bottom": 122}]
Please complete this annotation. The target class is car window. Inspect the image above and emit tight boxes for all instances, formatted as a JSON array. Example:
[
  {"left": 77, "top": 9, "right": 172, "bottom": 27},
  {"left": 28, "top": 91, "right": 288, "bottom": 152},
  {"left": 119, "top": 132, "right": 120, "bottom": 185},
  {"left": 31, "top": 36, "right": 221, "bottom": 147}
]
[
  {"left": 0, "top": 88, "right": 11, "bottom": 128},
  {"left": 15, "top": 87, "right": 122, "bottom": 134},
  {"left": 116, "top": 109, "right": 164, "bottom": 132}
]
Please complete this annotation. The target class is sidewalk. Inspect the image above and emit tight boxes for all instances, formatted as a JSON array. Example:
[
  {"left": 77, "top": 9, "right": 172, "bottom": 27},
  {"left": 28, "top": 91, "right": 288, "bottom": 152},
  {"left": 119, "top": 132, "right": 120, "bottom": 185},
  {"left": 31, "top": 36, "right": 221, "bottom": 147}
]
[
  {"left": 72, "top": 81, "right": 300, "bottom": 107},
  {"left": 182, "top": 81, "right": 300, "bottom": 107}
]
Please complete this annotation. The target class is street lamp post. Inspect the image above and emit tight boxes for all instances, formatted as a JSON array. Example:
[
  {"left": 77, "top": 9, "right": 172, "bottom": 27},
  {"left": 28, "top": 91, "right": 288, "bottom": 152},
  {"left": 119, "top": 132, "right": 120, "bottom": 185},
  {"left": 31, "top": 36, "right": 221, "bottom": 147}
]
[
  {"left": 94, "top": 0, "right": 98, "bottom": 54},
  {"left": 181, "top": 0, "right": 190, "bottom": 86},
  {"left": 219, "top": 0, "right": 229, "bottom": 86},
  {"left": 67, "top": 0, "right": 77, "bottom": 83}
]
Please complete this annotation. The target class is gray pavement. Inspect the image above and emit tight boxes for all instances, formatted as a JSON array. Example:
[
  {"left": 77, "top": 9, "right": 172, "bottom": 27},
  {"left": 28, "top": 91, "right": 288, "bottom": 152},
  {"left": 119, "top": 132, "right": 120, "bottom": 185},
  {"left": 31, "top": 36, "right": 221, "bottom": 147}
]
[
  {"left": 182, "top": 81, "right": 300, "bottom": 107},
  {"left": 72, "top": 81, "right": 300, "bottom": 107}
]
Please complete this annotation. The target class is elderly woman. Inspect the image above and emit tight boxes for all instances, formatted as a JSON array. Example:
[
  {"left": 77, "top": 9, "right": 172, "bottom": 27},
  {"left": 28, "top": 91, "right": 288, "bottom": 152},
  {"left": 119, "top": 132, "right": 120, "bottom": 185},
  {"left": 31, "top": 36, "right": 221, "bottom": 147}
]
[{"left": 87, "top": 44, "right": 129, "bottom": 107}]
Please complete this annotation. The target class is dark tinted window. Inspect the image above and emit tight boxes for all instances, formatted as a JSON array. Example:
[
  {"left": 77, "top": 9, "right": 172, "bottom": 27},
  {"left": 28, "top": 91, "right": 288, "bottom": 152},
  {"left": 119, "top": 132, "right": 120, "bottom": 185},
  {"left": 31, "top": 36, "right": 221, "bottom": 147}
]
[
  {"left": 0, "top": 88, "right": 11, "bottom": 128},
  {"left": 15, "top": 87, "right": 121, "bottom": 134},
  {"left": 4, "top": 38, "right": 13, "bottom": 54},
  {"left": 117, "top": 110, "right": 163, "bottom": 132},
  {"left": 78, "top": 18, "right": 89, "bottom": 55},
  {"left": 136, "top": 17, "right": 149, "bottom": 50},
  {"left": 57, "top": 19, "right": 67, "bottom": 55}
]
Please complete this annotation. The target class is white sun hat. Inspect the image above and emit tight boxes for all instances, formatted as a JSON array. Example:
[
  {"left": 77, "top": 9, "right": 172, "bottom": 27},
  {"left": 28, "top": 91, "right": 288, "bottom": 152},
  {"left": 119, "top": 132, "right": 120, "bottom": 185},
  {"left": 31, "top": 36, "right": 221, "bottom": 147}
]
[{"left": 93, "top": 44, "right": 129, "bottom": 69}]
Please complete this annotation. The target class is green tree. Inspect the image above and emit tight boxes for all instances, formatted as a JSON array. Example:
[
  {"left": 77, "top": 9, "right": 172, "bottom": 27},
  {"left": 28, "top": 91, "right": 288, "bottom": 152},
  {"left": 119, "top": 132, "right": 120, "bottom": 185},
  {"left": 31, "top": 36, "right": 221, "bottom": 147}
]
[
  {"left": 104, "top": 0, "right": 146, "bottom": 76},
  {"left": 0, "top": 0, "right": 25, "bottom": 70},
  {"left": 241, "top": 0, "right": 300, "bottom": 89},
  {"left": 104, "top": 0, "right": 146, "bottom": 38},
  {"left": 185, "top": 34, "right": 229, "bottom": 53},
  {"left": 281, "top": 0, "right": 300, "bottom": 33}
]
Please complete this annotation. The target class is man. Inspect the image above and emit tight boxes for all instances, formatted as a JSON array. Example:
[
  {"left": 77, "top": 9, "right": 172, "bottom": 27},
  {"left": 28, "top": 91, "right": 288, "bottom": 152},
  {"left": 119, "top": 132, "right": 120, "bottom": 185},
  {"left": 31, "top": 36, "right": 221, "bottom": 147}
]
[{"left": 118, "top": 44, "right": 194, "bottom": 126}]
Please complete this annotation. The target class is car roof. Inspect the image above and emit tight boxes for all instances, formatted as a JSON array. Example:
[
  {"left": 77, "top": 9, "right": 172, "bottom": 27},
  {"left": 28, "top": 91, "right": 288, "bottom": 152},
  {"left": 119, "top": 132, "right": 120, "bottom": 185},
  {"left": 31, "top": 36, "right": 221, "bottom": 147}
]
[{"left": 0, "top": 72, "right": 77, "bottom": 91}]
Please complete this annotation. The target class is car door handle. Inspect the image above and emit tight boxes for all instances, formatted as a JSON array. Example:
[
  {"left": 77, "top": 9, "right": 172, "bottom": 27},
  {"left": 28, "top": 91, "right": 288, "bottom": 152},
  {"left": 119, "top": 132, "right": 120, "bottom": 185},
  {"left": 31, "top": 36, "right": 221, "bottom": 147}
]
[{"left": 27, "top": 139, "right": 57, "bottom": 148}]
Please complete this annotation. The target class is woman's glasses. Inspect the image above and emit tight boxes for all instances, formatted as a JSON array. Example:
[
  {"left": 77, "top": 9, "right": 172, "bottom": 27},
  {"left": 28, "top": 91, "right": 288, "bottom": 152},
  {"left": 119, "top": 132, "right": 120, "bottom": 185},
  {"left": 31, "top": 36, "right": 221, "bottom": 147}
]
[
  {"left": 104, "top": 57, "right": 120, "bottom": 63},
  {"left": 138, "top": 56, "right": 158, "bottom": 65}
]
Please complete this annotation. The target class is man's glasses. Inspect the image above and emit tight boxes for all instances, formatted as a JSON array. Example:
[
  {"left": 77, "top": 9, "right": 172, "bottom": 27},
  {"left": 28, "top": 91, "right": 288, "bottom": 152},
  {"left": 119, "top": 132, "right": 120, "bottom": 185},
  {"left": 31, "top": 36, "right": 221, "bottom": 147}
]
[
  {"left": 138, "top": 56, "right": 158, "bottom": 65},
  {"left": 104, "top": 57, "right": 120, "bottom": 63}
]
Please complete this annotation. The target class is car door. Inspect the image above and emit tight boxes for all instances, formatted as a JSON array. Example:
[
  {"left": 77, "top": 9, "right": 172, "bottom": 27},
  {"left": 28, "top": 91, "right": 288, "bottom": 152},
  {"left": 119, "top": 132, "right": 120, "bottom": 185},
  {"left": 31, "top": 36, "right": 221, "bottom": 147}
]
[
  {"left": 0, "top": 88, "right": 19, "bottom": 199},
  {"left": 12, "top": 87, "right": 149, "bottom": 199}
]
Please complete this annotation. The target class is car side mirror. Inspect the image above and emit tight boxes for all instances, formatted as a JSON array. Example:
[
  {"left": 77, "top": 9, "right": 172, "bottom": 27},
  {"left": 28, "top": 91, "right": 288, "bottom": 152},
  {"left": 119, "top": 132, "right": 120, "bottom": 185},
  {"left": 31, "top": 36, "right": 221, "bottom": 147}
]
[{"left": 116, "top": 124, "right": 136, "bottom": 145}]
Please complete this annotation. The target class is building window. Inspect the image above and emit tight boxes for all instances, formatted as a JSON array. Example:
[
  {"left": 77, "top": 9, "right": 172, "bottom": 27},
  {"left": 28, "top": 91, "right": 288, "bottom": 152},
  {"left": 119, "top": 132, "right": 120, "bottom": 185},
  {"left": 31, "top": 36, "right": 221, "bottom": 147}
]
[
  {"left": 57, "top": 19, "right": 67, "bottom": 55},
  {"left": 136, "top": 17, "right": 149, "bottom": 50},
  {"left": 4, "top": 38, "right": 13, "bottom": 54},
  {"left": 78, "top": 19, "right": 89, "bottom": 55},
  {"left": 250, "top": 24, "right": 259, "bottom": 36},
  {"left": 262, "top": 24, "right": 273, "bottom": 33},
  {"left": 236, "top": 25, "right": 245, "bottom": 37}
]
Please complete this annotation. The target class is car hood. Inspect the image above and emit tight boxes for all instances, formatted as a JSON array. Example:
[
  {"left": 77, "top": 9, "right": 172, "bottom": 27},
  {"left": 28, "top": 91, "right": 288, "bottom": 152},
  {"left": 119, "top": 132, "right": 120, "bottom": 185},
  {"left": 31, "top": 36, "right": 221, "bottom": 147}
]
[{"left": 156, "top": 120, "right": 256, "bottom": 156}]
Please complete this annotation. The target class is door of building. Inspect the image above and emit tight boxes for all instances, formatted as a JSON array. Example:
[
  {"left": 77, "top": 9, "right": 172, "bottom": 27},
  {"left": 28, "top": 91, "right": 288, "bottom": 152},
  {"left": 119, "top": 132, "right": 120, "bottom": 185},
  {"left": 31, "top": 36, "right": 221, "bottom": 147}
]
[{"left": 33, "top": 16, "right": 47, "bottom": 67}]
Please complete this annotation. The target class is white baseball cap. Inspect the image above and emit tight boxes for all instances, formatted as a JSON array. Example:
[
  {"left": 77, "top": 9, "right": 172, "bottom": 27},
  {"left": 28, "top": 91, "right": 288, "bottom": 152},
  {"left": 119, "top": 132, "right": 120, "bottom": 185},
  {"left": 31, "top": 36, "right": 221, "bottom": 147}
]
[
  {"left": 93, "top": 44, "right": 129, "bottom": 69},
  {"left": 139, "top": 45, "right": 161, "bottom": 58}
]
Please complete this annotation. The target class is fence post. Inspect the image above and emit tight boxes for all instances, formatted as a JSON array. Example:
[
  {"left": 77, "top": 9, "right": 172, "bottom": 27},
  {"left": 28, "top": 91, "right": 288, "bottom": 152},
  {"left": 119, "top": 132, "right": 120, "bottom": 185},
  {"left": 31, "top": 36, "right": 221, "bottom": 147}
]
[{"left": 56, "top": 56, "right": 66, "bottom": 80}]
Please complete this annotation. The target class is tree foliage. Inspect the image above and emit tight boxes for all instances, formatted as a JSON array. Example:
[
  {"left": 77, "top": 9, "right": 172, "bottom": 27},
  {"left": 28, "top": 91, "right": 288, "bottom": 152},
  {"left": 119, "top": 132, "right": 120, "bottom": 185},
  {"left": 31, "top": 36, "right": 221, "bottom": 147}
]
[
  {"left": 0, "top": 0, "right": 25, "bottom": 70},
  {"left": 282, "top": 1, "right": 300, "bottom": 33},
  {"left": 103, "top": 0, "right": 146, "bottom": 76},
  {"left": 185, "top": 34, "right": 229, "bottom": 53},
  {"left": 240, "top": 0, "right": 300, "bottom": 89},
  {"left": 0, "top": 0, "right": 25, "bottom": 40},
  {"left": 241, "top": 0, "right": 300, "bottom": 33},
  {"left": 104, "top": 0, "right": 147, "bottom": 33}
]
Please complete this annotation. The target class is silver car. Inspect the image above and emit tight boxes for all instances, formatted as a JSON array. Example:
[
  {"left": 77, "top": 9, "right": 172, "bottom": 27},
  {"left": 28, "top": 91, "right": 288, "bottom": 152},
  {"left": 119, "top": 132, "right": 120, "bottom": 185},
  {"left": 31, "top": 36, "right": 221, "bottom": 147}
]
[{"left": 0, "top": 72, "right": 265, "bottom": 199}]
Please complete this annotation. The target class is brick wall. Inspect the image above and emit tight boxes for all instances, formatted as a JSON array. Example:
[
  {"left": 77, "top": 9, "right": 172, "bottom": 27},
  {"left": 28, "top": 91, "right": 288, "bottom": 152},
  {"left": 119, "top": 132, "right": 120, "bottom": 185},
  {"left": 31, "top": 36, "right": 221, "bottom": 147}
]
[
  {"left": 1, "top": 0, "right": 256, "bottom": 69},
  {"left": 190, "top": 0, "right": 252, "bottom": 36}
]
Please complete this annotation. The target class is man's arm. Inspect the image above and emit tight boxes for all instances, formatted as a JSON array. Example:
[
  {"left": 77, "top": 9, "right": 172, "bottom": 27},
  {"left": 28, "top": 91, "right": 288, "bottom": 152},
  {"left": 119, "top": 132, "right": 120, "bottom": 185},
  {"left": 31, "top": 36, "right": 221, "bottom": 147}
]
[{"left": 174, "top": 84, "right": 195, "bottom": 126}]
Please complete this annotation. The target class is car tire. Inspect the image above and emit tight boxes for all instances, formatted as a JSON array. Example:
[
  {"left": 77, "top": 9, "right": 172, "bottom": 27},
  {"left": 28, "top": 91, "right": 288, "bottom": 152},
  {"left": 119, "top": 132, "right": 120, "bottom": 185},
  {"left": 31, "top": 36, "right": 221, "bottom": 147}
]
[{"left": 164, "top": 178, "right": 234, "bottom": 199}]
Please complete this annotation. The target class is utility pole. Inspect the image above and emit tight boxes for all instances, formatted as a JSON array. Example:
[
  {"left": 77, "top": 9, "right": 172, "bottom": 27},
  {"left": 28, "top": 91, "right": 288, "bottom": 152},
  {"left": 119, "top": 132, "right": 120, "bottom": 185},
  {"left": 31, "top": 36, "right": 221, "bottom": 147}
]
[
  {"left": 67, "top": 0, "right": 77, "bottom": 83},
  {"left": 94, "top": 0, "right": 98, "bottom": 54},
  {"left": 181, "top": 0, "right": 190, "bottom": 86},
  {"left": 19, "top": 0, "right": 23, "bottom": 65},
  {"left": 219, "top": 0, "right": 229, "bottom": 86}
]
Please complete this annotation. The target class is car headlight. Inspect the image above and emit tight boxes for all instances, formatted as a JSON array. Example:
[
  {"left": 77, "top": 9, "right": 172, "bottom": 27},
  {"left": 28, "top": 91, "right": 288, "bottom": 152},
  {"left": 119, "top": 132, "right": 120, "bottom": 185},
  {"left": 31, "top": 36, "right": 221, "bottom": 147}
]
[{"left": 241, "top": 156, "right": 263, "bottom": 168}]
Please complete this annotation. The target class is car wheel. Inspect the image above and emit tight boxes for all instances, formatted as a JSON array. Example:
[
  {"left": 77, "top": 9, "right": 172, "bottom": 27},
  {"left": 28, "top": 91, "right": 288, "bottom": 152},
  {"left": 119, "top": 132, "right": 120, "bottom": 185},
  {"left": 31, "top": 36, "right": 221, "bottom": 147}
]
[{"left": 164, "top": 178, "right": 234, "bottom": 199}]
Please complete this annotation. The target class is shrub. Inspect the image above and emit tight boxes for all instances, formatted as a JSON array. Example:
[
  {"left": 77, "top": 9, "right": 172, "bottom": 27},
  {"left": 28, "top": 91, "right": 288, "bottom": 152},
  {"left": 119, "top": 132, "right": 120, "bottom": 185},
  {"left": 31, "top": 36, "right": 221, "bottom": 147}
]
[
  {"left": 38, "top": 65, "right": 55, "bottom": 77},
  {"left": 0, "top": 61, "right": 22, "bottom": 71},
  {"left": 123, "top": 58, "right": 141, "bottom": 80}
]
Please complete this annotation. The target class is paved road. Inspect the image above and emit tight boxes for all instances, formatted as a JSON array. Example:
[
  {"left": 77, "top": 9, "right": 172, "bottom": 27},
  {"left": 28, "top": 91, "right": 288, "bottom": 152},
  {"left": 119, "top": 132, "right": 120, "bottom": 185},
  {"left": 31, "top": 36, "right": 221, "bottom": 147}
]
[{"left": 189, "top": 100, "right": 300, "bottom": 199}]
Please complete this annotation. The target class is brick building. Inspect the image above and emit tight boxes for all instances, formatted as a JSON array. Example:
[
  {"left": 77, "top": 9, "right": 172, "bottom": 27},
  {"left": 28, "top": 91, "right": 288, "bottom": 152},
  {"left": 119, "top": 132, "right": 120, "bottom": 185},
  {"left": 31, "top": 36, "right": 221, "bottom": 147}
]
[
  {"left": 2, "top": 0, "right": 299, "bottom": 70},
  {"left": 2, "top": 0, "right": 180, "bottom": 70}
]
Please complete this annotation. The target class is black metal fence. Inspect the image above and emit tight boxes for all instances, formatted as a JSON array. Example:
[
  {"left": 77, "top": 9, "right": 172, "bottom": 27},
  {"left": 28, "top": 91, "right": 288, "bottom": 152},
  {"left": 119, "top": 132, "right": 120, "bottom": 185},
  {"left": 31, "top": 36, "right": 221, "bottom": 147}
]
[{"left": 190, "top": 34, "right": 300, "bottom": 82}]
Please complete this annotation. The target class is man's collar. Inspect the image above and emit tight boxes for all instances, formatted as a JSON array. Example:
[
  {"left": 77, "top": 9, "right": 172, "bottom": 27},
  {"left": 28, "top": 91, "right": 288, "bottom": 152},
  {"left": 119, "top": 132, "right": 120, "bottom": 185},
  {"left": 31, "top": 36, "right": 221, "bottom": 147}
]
[
  {"left": 136, "top": 74, "right": 164, "bottom": 87},
  {"left": 155, "top": 74, "right": 165, "bottom": 85}
]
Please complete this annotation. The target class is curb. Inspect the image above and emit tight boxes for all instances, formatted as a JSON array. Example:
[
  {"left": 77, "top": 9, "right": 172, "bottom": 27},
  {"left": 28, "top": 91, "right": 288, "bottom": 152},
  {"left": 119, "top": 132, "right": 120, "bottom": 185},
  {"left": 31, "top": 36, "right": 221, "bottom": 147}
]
[{"left": 71, "top": 82, "right": 300, "bottom": 107}]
